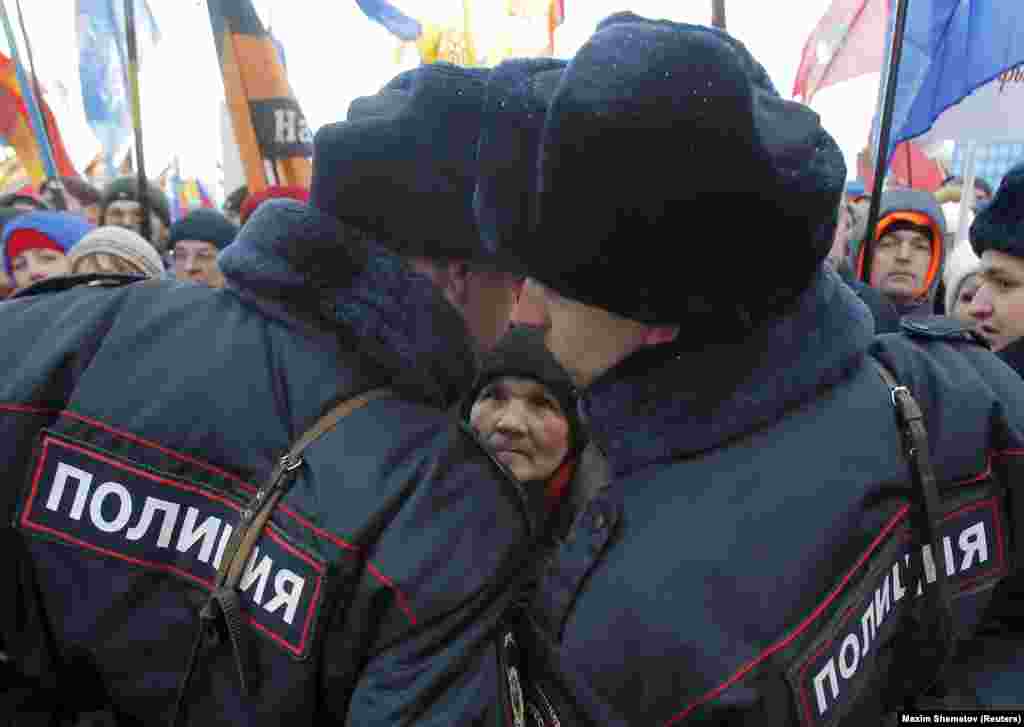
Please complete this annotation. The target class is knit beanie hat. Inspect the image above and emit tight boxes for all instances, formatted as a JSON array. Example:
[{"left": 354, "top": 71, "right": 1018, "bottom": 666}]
[
  {"left": 514, "top": 13, "right": 845, "bottom": 333},
  {"left": 971, "top": 160, "right": 1024, "bottom": 259},
  {"left": 310, "top": 63, "right": 517, "bottom": 269},
  {"left": 2, "top": 210, "right": 94, "bottom": 278},
  {"left": 68, "top": 225, "right": 165, "bottom": 278},
  {"left": 99, "top": 176, "right": 171, "bottom": 227},
  {"left": 239, "top": 185, "right": 309, "bottom": 225},
  {"left": 943, "top": 240, "right": 982, "bottom": 314},
  {"left": 167, "top": 208, "right": 239, "bottom": 251},
  {"left": 462, "top": 325, "right": 584, "bottom": 455}
]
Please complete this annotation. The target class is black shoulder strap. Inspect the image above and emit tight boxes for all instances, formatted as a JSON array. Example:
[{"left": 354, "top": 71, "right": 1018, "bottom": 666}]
[
  {"left": 170, "top": 387, "right": 393, "bottom": 725},
  {"left": 868, "top": 355, "right": 956, "bottom": 707}
]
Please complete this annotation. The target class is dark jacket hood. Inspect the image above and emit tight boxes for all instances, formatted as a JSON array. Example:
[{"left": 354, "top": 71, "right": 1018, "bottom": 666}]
[
  {"left": 580, "top": 266, "right": 874, "bottom": 479},
  {"left": 853, "top": 189, "right": 947, "bottom": 316},
  {"left": 218, "top": 199, "right": 478, "bottom": 409}
]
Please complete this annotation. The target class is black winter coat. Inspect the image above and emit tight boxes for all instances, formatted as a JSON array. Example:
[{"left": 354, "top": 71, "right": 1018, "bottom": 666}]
[
  {"left": 0, "top": 201, "right": 536, "bottom": 725},
  {"left": 493, "top": 269, "right": 1024, "bottom": 725}
]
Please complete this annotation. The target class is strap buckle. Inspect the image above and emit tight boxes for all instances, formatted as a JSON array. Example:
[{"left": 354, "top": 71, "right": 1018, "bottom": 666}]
[
  {"left": 889, "top": 384, "right": 910, "bottom": 408},
  {"left": 280, "top": 453, "right": 303, "bottom": 472}
]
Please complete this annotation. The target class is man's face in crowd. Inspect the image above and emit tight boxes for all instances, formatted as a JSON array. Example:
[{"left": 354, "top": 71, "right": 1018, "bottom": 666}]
[
  {"left": 11, "top": 248, "right": 71, "bottom": 290},
  {"left": 173, "top": 240, "right": 226, "bottom": 288},
  {"left": 461, "top": 268, "right": 523, "bottom": 353},
  {"left": 970, "top": 250, "right": 1024, "bottom": 352},
  {"left": 869, "top": 228, "right": 934, "bottom": 304},
  {"left": 513, "top": 279, "right": 675, "bottom": 389},
  {"left": 470, "top": 375, "right": 571, "bottom": 482},
  {"left": 104, "top": 200, "right": 167, "bottom": 245}
]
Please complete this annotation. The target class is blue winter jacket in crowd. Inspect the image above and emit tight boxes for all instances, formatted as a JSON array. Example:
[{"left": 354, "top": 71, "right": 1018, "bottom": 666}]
[
  {"left": 0, "top": 199, "right": 536, "bottom": 725},
  {"left": 495, "top": 268, "right": 1024, "bottom": 725}
]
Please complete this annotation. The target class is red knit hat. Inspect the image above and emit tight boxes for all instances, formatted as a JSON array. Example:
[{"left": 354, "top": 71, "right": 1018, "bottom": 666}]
[
  {"left": 6, "top": 228, "right": 64, "bottom": 265},
  {"left": 239, "top": 185, "right": 309, "bottom": 225}
]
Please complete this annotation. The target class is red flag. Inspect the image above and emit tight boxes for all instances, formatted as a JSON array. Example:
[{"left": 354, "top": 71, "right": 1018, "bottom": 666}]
[
  {"left": 860, "top": 140, "right": 946, "bottom": 194},
  {"left": 792, "top": 0, "right": 888, "bottom": 103},
  {"left": 0, "top": 55, "right": 78, "bottom": 184}
]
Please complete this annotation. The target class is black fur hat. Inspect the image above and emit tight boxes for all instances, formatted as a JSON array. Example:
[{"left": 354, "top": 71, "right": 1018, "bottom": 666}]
[
  {"left": 971, "top": 160, "right": 1024, "bottom": 259},
  {"left": 310, "top": 63, "right": 519, "bottom": 271},
  {"left": 514, "top": 13, "right": 846, "bottom": 335}
]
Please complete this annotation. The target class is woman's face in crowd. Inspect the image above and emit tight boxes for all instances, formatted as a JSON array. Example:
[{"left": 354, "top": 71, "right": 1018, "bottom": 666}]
[
  {"left": 970, "top": 250, "right": 1024, "bottom": 351},
  {"left": 470, "top": 376, "right": 571, "bottom": 483},
  {"left": 11, "top": 248, "right": 70, "bottom": 290},
  {"left": 949, "top": 273, "right": 981, "bottom": 325}
]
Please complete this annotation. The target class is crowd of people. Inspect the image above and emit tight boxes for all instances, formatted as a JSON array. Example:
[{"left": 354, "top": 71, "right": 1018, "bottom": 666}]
[{"left": 1, "top": 12, "right": 1023, "bottom": 725}]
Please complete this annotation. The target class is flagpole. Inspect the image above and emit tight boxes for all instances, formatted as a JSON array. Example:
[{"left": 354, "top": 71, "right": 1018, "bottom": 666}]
[
  {"left": 863, "top": 0, "right": 910, "bottom": 284},
  {"left": 13, "top": 0, "right": 67, "bottom": 209},
  {"left": 124, "top": 0, "right": 152, "bottom": 243},
  {"left": 0, "top": 0, "right": 58, "bottom": 183},
  {"left": 711, "top": 0, "right": 726, "bottom": 30},
  {"left": 956, "top": 140, "right": 978, "bottom": 245}
]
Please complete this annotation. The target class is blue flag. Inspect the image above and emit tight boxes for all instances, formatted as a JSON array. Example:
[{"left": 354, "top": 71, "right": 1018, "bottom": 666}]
[
  {"left": 76, "top": 0, "right": 160, "bottom": 176},
  {"left": 354, "top": 0, "right": 422, "bottom": 42},
  {"left": 882, "top": 1, "right": 1024, "bottom": 164}
]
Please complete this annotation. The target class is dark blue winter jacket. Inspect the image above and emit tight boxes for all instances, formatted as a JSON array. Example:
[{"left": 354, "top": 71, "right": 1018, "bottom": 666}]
[
  {"left": 0, "top": 200, "right": 535, "bottom": 725},
  {"left": 495, "top": 268, "right": 1024, "bottom": 725}
]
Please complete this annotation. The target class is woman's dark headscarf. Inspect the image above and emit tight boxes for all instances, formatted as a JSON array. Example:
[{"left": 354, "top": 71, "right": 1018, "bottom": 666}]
[{"left": 462, "top": 325, "right": 584, "bottom": 457}]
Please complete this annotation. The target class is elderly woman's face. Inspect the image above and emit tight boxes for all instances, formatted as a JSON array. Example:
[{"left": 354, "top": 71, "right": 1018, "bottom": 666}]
[{"left": 470, "top": 376, "right": 571, "bottom": 482}]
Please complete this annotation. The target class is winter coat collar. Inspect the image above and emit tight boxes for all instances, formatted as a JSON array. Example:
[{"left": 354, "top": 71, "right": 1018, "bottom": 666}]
[
  {"left": 997, "top": 336, "right": 1024, "bottom": 380},
  {"left": 579, "top": 267, "right": 875, "bottom": 479},
  {"left": 218, "top": 199, "right": 478, "bottom": 409}
]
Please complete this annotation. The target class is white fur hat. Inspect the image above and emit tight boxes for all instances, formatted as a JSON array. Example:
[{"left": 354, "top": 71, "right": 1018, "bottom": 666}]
[
  {"left": 943, "top": 240, "right": 982, "bottom": 313},
  {"left": 67, "top": 225, "right": 165, "bottom": 278}
]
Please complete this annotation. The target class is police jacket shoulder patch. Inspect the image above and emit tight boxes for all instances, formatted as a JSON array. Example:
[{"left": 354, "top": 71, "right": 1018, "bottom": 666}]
[
  {"left": 900, "top": 316, "right": 988, "bottom": 347},
  {"left": 782, "top": 491, "right": 1009, "bottom": 727},
  {"left": 15, "top": 430, "right": 327, "bottom": 659}
]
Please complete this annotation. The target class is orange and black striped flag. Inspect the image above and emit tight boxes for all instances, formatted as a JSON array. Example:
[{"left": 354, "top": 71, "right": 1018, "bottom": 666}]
[{"left": 208, "top": 0, "right": 311, "bottom": 193}]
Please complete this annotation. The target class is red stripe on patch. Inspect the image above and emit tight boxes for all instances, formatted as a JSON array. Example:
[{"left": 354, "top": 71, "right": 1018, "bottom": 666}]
[{"left": 0, "top": 403, "right": 57, "bottom": 415}]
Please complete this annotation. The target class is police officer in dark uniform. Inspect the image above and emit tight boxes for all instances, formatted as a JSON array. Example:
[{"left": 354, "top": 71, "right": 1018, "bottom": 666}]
[
  {"left": 0, "top": 64, "right": 535, "bottom": 725},
  {"left": 481, "top": 15, "right": 1024, "bottom": 724}
]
